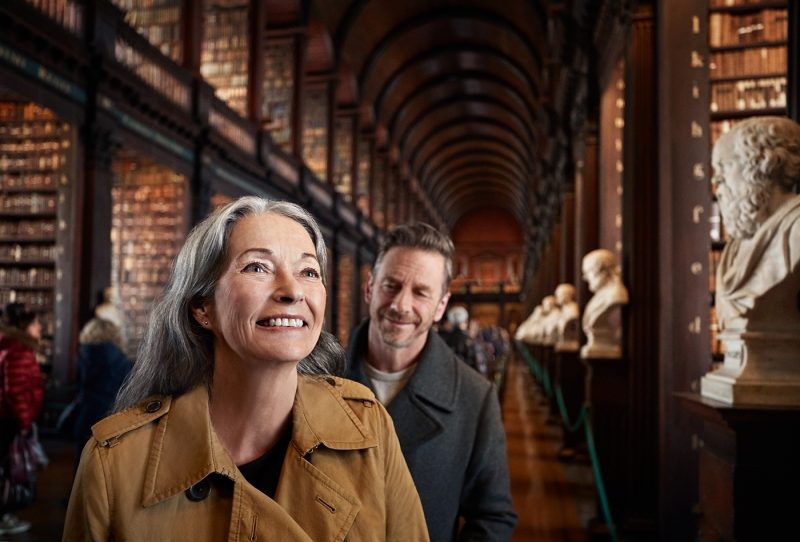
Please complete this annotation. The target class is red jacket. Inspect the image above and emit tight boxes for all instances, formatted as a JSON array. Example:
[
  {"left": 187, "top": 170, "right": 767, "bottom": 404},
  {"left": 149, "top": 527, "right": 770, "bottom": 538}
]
[{"left": 0, "top": 329, "right": 44, "bottom": 431}]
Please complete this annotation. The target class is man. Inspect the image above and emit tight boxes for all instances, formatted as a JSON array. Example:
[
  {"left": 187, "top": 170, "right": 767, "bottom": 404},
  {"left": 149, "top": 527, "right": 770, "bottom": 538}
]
[
  {"left": 345, "top": 223, "right": 517, "bottom": 541},
  {"left": 439, "top": 305, "right": 480, "bottom": 372},
  {"left": 580, "top": 248, "right": 628, "bottom": 358}
]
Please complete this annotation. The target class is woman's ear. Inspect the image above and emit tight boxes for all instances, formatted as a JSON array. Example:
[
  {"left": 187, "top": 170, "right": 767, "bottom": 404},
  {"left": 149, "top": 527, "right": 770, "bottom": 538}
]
[{"left": 191, "top": 303, "right": 212, "bottom": 328}]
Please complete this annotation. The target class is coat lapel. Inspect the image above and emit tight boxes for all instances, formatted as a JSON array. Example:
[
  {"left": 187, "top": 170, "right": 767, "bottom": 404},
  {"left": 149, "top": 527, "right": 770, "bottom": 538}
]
[
  {"left": 346, "top": 320, "right": 460, "bottom": 453},
  {"left": 275, "top": 376, "right": 376, "bottom": 542}
]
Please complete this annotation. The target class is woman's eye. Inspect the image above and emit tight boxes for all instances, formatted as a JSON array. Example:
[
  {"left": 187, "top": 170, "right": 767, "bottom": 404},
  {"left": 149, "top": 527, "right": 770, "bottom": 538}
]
[
  {"left": 242, "top": 262, "right": 267, "bottom": 273},
  {"left": 302, "top": 268, "right": 321, "bottom": 279}
]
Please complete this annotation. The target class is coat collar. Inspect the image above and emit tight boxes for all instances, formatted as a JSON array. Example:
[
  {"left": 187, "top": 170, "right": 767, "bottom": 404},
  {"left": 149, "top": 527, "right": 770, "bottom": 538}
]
[
  {"left": 142, "top": 375, "right": 378, "bottom": 508},
  {"left": 346, "top": 318, "right": 460, "bottom": 413}
]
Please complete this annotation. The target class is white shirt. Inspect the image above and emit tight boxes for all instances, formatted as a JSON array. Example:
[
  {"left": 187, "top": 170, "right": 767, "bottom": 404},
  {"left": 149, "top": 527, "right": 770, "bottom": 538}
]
[{"left": 362, "top": 360, "right": 417, "bottom": 406}]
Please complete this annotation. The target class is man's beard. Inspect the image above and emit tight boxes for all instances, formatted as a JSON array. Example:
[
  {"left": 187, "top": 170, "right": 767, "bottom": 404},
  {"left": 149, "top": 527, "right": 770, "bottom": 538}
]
[
  {"left": 719, "top": 182, "right": 771, "bottom": 239},
  {"left": 378, "top": 308, "right": 425, "bottom": 348}
]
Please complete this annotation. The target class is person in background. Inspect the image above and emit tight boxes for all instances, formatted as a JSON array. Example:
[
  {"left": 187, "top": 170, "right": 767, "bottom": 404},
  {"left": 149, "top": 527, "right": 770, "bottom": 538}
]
[
  {"left": 345, "top": 222, "right": 517, "bottom": 541},
  {"left": 0, "top": 303, "right": 44, "bottom": 536},
  {"left": 64, "top": 197, "right": 427, "bottom": 541},
  {"left": 439, "top": 305, "right": 478, "bottom": 371},
  {"left": 71, "top": 317, "right": 132, "bottom": 464}
]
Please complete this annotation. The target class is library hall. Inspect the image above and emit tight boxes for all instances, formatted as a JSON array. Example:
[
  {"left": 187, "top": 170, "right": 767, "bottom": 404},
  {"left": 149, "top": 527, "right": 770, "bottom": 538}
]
[{"left": 0, "top": 1, "right": 798, "bottom": 541}]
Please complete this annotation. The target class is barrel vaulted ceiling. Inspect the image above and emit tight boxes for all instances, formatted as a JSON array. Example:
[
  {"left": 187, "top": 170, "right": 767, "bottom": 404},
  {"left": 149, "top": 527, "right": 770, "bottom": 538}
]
[{"left": 268, "top": 0, "right": 603, "bottom": 260}]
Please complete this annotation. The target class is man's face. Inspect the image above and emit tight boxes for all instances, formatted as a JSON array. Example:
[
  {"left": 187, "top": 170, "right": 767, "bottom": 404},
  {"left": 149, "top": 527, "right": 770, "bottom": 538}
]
[
  {"left": 712, "top": 133, "right": 769, "bottom": 238},
  {"left": 366, "top": 247, "right": 450, "bottom": 351},
  {"left": 582, "top": 259, "right": 607, "bottom": 293}
]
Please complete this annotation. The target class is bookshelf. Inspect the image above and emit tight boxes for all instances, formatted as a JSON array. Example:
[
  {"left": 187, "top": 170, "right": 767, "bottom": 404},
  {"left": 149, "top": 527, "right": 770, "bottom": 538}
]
[
  {"left": 355, "top": 137, "right": 372, "bottom": 216},
  {"left": 262, "top": 39, "right": 296, "bottom": 150},
  {"left": 200, "top": 0, "right": 250, "bottom": 117},
  {"left": 0, "top": 101, "right": 73, "bottom": 367},
  {"left": 110, "top": 152, "right": 188, "bottom": 354},
  {"left": 24, "top": 0, "right": 84, "bottom": 35},
  {"left": 372, "top": 154, "right": 386, "bottom": 229},
  {"left": 111, "top": 0, "right": 183, "bottom": 63},
  {"left": 302, "top": 83, "right": 329, "bottom": 182},
  {"left": 337, "top": 252, "right": 354, "bottom": 345},
  {"left": 333, "top": 115, "right": 354, "bottom": 201},
  {"left": 707, "top": 0, "right": 788, "bottom": 363}
]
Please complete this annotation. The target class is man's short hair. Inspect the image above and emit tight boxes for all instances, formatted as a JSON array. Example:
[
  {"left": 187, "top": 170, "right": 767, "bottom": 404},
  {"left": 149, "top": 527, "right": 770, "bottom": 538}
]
[{"left": 373, "top": 222, "right": 455, "bottom": 294}]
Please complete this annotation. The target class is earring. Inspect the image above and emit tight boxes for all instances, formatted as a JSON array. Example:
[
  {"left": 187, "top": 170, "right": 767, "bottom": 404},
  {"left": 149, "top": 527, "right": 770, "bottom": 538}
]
[{"left": 201, "top": 320, "right": 209, "bottom": 326}]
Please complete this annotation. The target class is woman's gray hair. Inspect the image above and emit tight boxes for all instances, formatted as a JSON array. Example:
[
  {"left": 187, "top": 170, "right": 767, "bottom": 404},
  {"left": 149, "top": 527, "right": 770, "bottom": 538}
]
[{"left": 115, "top": 196, "right": 343, "bottom": 410}]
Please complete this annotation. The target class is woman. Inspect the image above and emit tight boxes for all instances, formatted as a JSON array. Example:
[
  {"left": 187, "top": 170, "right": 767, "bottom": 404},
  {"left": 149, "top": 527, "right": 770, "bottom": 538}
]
[
  {"left": 72, "top": 317, "right": 132, "bottom": 461},
  {"left": 63, "top": 197, "right": 428, "bottom": 541},
  {"left": 0, "top": 303, "right": 44, "bottom": 536}
]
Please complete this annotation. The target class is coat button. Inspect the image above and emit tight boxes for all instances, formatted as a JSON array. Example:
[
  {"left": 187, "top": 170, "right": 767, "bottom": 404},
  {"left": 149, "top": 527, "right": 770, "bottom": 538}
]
[
  {"left": 186, "top": 478, "right": 211, "bottom": 502},
  {"left": 144, "top": 400, "right": 162, "bottom": 413}
]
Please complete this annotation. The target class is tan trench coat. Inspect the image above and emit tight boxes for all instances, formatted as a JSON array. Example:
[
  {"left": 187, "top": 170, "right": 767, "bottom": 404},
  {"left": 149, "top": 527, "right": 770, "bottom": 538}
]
[{"left": 63, "top": 375, "right": 429, "bottom": 541}]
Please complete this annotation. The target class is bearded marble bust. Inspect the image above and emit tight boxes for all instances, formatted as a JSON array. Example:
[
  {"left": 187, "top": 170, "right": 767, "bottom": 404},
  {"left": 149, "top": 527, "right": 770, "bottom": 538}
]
[
  {"left": 701, "top": 116, "right": 800, "bottom": 405},
  {"left": 580, "top": 249, "right": 629, "bottom": 359},
  {"left": 554, "top": 284, "right": 580, "bottom": 352}
]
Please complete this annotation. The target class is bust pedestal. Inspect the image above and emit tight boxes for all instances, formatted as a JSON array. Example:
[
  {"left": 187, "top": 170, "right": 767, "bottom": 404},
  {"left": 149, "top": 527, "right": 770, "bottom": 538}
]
[
  {"left": 701, "top": 329, "right": 800, "bottom": 405},
  {"left": 678, "top": 392, "right": 800, "bottom": 541},
  {"left": 555, "top": 347, "right": 586, "bottom": 460},
  {"left": 582, "top": 355, "right": 629, "bottom": 540}
]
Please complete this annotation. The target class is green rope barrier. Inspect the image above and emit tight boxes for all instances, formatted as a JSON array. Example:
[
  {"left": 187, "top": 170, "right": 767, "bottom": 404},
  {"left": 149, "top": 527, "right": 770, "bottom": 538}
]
[
  {"left": 584, "top": 413, "right": 619, "bottom": 542},
  {"left": 540, "top": 362, "right": 553, "bottom": 397},
  {"left": 516, "top": 342, "right": 545, "bottom": 392},
  {"left": 554, "top": 384, "right": 587, "bottom": 434}
]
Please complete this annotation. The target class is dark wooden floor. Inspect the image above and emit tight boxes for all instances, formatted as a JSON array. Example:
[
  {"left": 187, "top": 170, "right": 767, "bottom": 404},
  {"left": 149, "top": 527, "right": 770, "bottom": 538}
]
[
  {"left": 503, "top": 354, "right": 595, "bottom": 542},
  {"left": 13, "top": 354, "right": 595, "bottom": 541}
]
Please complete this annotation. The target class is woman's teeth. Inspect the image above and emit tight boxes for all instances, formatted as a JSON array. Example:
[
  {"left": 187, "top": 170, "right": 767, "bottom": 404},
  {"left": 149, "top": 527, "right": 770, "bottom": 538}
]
[{"left": 263, "top": 318, "right": 304, "bottom": 328}]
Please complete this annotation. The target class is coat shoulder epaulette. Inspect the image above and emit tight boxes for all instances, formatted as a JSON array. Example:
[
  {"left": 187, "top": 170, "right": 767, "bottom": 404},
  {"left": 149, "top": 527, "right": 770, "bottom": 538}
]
[
  {"left": 306, "top": 375, "right": 377, "bottom": 403},
  {"left": 90, "top": 395, "right": 171, "bottom": 447}
]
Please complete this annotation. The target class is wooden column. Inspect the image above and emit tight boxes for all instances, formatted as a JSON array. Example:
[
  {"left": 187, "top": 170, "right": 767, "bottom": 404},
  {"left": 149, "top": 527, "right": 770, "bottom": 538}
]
[
  {"left": 246, "top": 0, "right": 266, "bottom": 122},
  {"left": 656, "top": 1, "right": 715, "bottom": 540},
  {"left": 575, "top": 125, "right": 599, "bottom": 310},
  {"left": 560, "top": 190, "right": 576, "bottom": 286},
  {"left": 619, "top": 5, "right": 659, "bottom": 538}
]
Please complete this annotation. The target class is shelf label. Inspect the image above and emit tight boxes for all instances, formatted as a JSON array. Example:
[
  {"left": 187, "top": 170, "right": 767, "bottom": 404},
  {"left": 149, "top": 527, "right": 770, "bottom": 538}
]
[
  {"left": 690, "top": 262, "right": 703, "bottom": 275},
  {"left": 691, "top": 121, "right": 703, "bottom": 138},
  {"left": 692, "top": 205, "right": 704, "bottom": 224},
  {"left": 688, "top": 316, "right": 701, "bottom": 334},
  {"left": 0, "top": 42, "right": 86, "bottom": 103},
  {"left": 693, "top": 163, "right": 705, "bottom": 181},
  {"left": 691, "top": 51, "right": 704, "bottom": 68}
]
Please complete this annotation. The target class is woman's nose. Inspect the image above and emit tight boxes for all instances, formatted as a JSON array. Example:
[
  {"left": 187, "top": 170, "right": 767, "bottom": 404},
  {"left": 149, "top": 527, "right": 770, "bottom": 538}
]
[{"left": 273, "top": 270, "right": 305, "bottom": 303}]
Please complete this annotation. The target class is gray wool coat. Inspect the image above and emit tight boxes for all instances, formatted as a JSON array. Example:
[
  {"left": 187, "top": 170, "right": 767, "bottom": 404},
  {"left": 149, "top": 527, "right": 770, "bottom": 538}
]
[{"left": 345, "top": 319, "right": 517, "bottom": 542}]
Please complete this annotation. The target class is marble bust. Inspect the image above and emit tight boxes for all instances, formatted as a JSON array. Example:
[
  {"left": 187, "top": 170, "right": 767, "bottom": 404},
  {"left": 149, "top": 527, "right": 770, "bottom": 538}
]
[
  {"left": 701, "top": 116, "right": 800, "bottom": 405},
  {"left": 515, "top": 304, "right": 543, "bottom": 345},
  {"left": 554, "top": 284, "right": 580, "bottom": 353},
  {"left": 580, "top": 249, "right": 629, "bottom": 359},
  {"left": 539, "top": 295, "right": 561, "bottom": 347}
]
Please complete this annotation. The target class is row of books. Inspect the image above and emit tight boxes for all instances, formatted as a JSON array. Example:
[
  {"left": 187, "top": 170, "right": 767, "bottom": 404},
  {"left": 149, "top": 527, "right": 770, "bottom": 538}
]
[
  {"left": 0, "top": 243, "right": 57, "bottom": 261},
  {"left": 115, "top": 39, "right": 190, "bottom": 109},
  {"left": 0, "top": 266, "right": 55, "bottom": 287},
  {"left": 709, "top": 9, "right": 787, "bottom": 47},
  {"left": 23, "top": 0, "right": 83, "bottom": 35},
  {"left": 710, "top": 46, "right": 787, "bottom": 78},
  {"left": 710, "top": 76, "right": 786, "bottom": 112},
  {"left": 0, "top": 193, "right": 57, "bottom": 214},
  {"left": 0, "top": 219, "right": 56, "bottom": 238}
]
